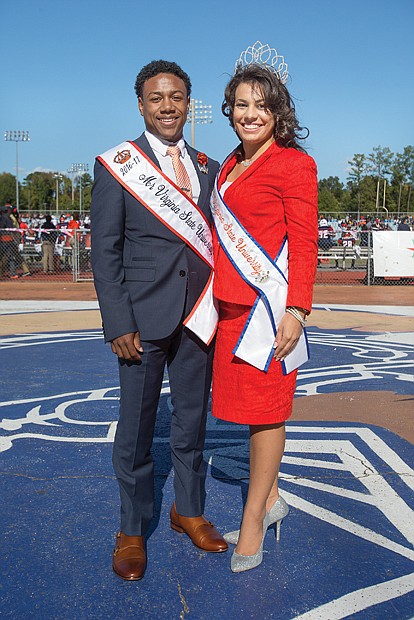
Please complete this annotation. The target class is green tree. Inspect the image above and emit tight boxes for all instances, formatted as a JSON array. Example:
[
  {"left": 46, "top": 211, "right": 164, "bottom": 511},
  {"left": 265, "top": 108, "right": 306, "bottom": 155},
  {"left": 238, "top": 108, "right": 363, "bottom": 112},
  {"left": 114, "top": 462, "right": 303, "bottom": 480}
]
[
  {"left": 339, "top": 189, "right": 352, "bottom": 213},
  {"left": 80, "top": 173, "right": 93, "bottom": 212},
  {"left": 359, "top": 176, "right": 378, "bottom": 214},
  {"left": 367, "top": 146, "right": 393, "bottom": 212},
  {"left": 318, "top": 187, "right": 340, "bottom": 213},
  {"left": 390, "top": 152, "right": 406, "bottom": 213},
  {"left": 60, "top": 175, "right": 73, "bottom": 201},
  {"left": 408, "top": 158, "right": 414, "bottom": 211},
  {"left": 0, "top": 172, "right": 18, "bottom": 207},
  {"left": 390, "top": 146, "right": 414, "bottom": 213},
  {"left": 71, "top": 173, "right": 93, "bottom": 214},
  {"left": 318, "top": 176, "right": 344, "bottom": 200},
  {"left": 58, "top": 193, "right": 74, "bottom": 213},
  {"left": 347, "top": 154, "right": 366, "bottom": 217},
  {"left": 24, "top": 172, "right": 55, "bottom": 212}
]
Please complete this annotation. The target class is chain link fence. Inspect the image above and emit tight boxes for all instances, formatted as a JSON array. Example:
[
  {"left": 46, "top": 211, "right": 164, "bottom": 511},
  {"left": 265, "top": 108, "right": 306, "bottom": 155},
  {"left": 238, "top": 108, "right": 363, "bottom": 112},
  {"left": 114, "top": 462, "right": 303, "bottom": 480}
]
[
  {"left": 0, "top": 228, "right": 92, "bottom": 282},
  {"left": 316, "top": 214, "right": 414, "bottom": 285},
  {"left": 0, "top": 228, "right": 413, "bottom": 286},
  {"left": 316, "top": 230, "right": 375, "bottom": 285}
]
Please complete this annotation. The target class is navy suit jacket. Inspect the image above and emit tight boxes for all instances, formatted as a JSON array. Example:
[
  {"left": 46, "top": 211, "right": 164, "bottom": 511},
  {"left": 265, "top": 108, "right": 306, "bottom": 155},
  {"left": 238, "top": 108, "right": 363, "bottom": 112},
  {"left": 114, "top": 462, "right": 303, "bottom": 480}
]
[{"left": 91, "top": 133, "right": 219, "bottom": 342}]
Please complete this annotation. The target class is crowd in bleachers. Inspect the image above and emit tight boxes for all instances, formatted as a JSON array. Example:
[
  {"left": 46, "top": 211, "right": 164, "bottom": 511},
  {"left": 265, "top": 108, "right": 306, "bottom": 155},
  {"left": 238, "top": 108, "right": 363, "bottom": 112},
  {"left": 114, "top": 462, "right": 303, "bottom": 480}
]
[
  {"left": 317, "top": 214, "right": 413, "bottom": 269},
  {"left": 318, "top": 214, "right": 413, "bottom": 249},
  {"left": 319, "top": 214, "right": 412, "bottom": 239},
  {"left": 0, "top": 201, "right": 91, "bottom": 278},
  {"left": 1, "top": 203, "right": 412, "bottom": 279}
]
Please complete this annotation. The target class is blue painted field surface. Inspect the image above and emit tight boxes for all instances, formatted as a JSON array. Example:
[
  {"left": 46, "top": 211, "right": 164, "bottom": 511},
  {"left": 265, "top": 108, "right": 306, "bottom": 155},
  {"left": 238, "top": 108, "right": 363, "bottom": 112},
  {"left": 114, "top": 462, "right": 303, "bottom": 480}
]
[{"left": 0, "top": 328, "right": 413, "bottom": 619}]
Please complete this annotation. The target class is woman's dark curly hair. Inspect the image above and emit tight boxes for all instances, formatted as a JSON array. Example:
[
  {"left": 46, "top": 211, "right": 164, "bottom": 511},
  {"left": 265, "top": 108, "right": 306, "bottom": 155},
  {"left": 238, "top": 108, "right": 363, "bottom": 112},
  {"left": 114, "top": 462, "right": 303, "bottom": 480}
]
[
  {"left": 134, "top": 60, "right": 192, "bottom": 98},
  {"left": 222, "top": 65, "right": 308, "bottom": 152}
]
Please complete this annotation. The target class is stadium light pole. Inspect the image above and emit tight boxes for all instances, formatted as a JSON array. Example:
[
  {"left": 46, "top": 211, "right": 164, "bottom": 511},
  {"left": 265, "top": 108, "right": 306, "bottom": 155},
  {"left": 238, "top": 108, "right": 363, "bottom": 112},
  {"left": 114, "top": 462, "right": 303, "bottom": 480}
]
[
  {"left": 187, "top": 99, "right": 212, "bottom": 148},
  {"left": 68, "top": 163, "right": 89, "bottom": 215},
  {"left": 68, "top": 164, "right": 77, "bottom": 204},
  {"left": 78, "top": 163, "right": 89, "bottom": 217},
  {"left": 54, "top": 173, "right": 63, "bottom": 213},
  {"left": 4, "top": 130, "right": 30, "bottom": 212}
]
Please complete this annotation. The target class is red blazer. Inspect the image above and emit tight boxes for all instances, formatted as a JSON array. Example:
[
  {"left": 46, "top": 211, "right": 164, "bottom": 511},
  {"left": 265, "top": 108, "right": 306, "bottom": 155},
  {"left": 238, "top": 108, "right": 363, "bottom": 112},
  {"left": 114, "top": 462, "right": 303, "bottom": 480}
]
[{"left": 213, "top": 141, "right": 318, "bottom": 312}]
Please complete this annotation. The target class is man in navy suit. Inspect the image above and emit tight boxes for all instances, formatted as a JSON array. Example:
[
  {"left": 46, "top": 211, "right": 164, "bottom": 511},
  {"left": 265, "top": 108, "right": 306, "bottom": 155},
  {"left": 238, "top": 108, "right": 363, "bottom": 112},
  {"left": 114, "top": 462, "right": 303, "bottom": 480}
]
[{"left": 91, "top": 60, "right": 227, "bottom": 581}]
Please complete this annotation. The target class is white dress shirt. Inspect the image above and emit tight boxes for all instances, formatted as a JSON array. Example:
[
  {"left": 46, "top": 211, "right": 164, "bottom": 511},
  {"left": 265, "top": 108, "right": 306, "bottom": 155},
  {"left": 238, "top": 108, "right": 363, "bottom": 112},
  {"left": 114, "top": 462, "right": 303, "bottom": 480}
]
[{"left": 144, "top": 131, "right": 201, "bottom": 204}]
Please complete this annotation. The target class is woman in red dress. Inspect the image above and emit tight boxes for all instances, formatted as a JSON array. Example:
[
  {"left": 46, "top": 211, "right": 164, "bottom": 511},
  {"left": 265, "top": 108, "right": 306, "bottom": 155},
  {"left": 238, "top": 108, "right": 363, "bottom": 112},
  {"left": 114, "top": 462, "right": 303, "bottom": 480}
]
[{"left": 211, "top": 61, "right": 318, "bottom": 572}]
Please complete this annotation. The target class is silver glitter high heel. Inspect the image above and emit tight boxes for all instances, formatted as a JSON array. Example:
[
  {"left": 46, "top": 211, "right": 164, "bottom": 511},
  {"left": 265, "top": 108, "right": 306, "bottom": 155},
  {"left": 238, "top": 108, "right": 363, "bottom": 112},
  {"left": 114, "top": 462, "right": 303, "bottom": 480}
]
[
  {"left": 224, "top": 496, "right": 289, "bottom": 545},
  {"left": 230, "top": 512, "right": 270, "bottom": 573}
]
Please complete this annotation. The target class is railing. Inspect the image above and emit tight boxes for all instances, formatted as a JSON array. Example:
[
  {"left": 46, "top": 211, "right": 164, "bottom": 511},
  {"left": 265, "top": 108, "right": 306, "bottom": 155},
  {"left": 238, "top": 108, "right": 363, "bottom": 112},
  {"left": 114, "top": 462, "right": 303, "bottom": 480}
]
[
  {"left": 316, "top": 230, "right": 414, "bottom": 285},
  {"left": 0, "top": 228, "right": 92, "bottom": 282},
  {"left": 72, "top": 229, "right": 93, "bottom": 282},
  {"left": 1, "top": 229, "right": 413, "bottom": 286},
  {"left": 317, "top": 242, "right": 374, "bottom": 285}
]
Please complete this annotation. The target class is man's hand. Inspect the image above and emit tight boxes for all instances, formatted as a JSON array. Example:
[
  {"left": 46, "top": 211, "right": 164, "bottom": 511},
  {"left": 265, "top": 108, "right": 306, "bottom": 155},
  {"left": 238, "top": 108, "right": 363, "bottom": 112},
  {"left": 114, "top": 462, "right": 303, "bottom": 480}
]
[
  {"left": 110, "top": 332, "right": 143, "bottom": 362},
  {"left": 272, "top": 313, "right": 303, "bottom": 362}
]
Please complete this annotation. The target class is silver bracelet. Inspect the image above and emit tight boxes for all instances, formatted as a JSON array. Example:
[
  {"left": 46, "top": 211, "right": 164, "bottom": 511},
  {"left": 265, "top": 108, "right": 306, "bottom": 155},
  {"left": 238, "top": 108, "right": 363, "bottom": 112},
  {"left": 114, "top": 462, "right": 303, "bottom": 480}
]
[{"left": 286, "top": 306, "right": 307, "bottom": 328}]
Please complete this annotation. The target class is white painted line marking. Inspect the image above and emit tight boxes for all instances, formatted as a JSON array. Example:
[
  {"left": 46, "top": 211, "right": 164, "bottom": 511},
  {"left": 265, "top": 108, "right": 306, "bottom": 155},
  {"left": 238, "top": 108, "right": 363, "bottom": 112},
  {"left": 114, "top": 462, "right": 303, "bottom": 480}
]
[{"left": 293, "top": 571, "right": 414, "bottom": 619}]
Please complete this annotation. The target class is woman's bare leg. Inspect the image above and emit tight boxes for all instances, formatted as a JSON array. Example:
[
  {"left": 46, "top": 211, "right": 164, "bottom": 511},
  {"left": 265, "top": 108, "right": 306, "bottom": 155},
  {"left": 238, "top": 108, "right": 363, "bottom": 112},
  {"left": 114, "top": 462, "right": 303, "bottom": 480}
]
[{"left": 235, "top": 422, "right": 286, "bottom": 556}]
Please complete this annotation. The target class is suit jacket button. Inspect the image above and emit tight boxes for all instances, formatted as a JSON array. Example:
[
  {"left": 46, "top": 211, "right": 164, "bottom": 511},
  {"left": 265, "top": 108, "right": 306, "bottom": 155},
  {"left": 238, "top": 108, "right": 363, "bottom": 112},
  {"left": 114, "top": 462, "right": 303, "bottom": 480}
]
[{"left": 179, "top": 270, "right": 186, "bottom": 277}]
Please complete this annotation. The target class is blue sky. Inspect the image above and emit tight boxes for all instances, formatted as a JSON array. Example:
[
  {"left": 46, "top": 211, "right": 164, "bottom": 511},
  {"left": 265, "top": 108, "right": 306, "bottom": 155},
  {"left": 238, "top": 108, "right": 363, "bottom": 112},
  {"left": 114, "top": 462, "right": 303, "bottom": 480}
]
[{"left": 1, "top": 0, "right": 413, "bottom": 183}]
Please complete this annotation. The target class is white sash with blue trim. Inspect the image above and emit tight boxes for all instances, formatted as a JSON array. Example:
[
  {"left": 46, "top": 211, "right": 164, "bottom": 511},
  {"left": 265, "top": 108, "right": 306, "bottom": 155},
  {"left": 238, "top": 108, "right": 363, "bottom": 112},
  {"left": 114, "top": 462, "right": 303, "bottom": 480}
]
[
  {"left": 210, "top": 170, "right": 309, "bottom": 374},
  {"left": 98, "top": 140, "right": 218, "bottom": 345}
]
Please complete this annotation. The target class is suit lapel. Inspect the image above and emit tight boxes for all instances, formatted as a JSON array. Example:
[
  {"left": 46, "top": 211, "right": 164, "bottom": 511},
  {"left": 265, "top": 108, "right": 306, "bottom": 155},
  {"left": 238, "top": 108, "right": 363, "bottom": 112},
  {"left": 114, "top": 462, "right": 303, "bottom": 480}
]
[
  {"left": 187, "top": 144, "right": 209, "bottom": 208},
  {"left": 133, "top": 134, "right": 160, "bottom": 168}
]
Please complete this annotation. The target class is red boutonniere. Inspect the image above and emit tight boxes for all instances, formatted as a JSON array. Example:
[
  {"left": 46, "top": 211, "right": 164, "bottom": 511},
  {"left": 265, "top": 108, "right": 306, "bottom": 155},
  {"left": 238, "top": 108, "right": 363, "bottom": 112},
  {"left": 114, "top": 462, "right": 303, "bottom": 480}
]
[{"left": 197, "top": 152, "right": 208, "bottom": 174}]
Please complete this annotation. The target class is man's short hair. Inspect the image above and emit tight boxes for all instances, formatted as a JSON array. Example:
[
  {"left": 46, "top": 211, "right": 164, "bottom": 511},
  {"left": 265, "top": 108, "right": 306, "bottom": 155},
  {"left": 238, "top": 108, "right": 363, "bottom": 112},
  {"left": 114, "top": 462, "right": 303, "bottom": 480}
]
[{"left": 134, "top": 60, "right": 192, "bottom": 99}]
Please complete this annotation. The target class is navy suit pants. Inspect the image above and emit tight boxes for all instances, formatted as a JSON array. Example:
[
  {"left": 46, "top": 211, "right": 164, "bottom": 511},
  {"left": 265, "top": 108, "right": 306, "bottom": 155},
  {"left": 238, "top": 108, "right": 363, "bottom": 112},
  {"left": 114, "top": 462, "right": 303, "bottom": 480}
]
[{"left": 113, "top": 324, "right": 214, "bottom": 536}]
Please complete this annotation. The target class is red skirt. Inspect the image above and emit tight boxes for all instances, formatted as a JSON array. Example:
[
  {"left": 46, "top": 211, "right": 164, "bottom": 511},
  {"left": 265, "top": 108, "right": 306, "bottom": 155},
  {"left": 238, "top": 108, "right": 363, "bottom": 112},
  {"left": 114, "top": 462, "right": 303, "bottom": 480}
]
[{"left": 211, "top": 302, "right": 297, "bottom": 425}]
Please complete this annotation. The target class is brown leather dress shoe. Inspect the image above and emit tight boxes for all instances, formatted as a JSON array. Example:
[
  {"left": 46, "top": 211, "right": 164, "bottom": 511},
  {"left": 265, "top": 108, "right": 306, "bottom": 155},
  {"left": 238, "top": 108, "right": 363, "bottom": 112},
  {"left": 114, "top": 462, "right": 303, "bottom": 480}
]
[
  {"left": 170, "top": 503, "right": 228, "bottom": 553},
  {"left": 112, "top": 531, "right": 147, "bottom": 580}
]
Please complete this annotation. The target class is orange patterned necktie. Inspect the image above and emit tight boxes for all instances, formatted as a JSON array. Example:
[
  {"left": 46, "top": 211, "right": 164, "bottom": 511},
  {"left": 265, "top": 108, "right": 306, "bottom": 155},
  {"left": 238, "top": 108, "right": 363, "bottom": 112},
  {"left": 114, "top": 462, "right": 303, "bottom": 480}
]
[{"left": 167, "top": 145, "right": 192, "bottom": 197}]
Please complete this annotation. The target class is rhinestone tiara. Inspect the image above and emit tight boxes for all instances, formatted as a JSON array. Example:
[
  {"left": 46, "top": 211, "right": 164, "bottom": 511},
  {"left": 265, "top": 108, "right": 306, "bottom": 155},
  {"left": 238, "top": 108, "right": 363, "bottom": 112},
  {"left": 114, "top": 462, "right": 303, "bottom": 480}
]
[{"left": 235, "top": 40, "right": 289, "bottom": 84}]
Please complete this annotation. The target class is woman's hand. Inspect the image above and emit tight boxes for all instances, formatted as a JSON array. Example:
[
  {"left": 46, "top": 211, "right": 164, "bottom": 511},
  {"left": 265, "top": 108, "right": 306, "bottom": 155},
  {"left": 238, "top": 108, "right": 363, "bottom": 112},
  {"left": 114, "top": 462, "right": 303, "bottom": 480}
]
[{"left": 273, "top": 312, "right": 304, "bottom": 361}]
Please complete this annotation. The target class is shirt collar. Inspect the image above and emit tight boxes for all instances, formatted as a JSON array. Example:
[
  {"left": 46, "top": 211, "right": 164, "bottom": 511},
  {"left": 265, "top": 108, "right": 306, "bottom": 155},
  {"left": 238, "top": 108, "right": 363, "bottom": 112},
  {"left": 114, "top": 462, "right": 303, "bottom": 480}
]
[{"left": 145, "top": 131, "right": 186, "bottom": 158}]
